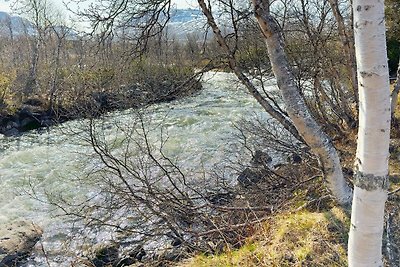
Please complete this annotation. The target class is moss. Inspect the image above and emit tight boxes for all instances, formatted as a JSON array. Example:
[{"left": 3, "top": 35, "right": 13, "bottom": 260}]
[
  {"left": 353, "top": 171, "right": 389, "bottom": 191},
  {"left": 181, "top": 209, "right": 349, "bottom": 267}
]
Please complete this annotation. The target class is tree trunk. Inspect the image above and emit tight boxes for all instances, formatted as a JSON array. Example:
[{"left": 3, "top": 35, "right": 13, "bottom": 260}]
[
  {"left": 348, "top": 0, "right": 391, "bottom": 266},
  {"left": 252, "top": 0, "right": 352, "bottom": 205},
  {"left": 327, "top": 0, "right": 358, "bottom": 104},
  {"left": 24, "top": 39, "right": 40, "bottom": 95},
  {"left": 197, "top": 0, "right": 303, "bottom": 142},
  {"left": 49, "top": 34, "right": 63, "bottom": 110}
]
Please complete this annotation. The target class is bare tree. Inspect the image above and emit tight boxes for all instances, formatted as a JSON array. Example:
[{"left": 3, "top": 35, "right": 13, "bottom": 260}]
[
  {"left": 48, "top": 19, "right": 70, "bottom": 110},
  {"left": 327, "top": 0, "right": 358, "bottom": 103},
  {"left": 13, "top": 0, "right": 53, "bottom": 95},
  {"left": 268, "top": 1, "right": 355, "bottom": 201}
]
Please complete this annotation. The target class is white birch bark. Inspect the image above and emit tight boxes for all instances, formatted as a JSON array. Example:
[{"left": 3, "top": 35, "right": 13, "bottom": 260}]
[
  {"left": 252, "top": 0, "right": 352, "bottom": 205},
  {"left": 348, "top": 0, "right": 391, "bottom": 266}
]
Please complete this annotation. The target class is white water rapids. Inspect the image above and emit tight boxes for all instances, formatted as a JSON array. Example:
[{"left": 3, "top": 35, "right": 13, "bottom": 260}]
[{"left": 0, "top": 72, "right": 277, "bottom": 265}]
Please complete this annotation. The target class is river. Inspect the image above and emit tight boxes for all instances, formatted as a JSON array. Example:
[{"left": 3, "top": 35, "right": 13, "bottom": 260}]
[{"left": 0, "top": 72, "right": 276, "bottom": 266}]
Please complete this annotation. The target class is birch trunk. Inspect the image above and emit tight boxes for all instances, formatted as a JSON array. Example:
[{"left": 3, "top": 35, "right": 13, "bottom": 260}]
[
  {"left": 252, "top": 0, "right": 352, "bottom": 205},
  {"left": 197, "top": 0, "right": 302, "bottom": 142},
  {"left": 348, "top": 0, "right": 391, "bottom": 266}
]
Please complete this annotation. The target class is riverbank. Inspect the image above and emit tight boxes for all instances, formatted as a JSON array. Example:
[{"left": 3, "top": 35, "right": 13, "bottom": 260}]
[
  {"left": 49, "top": 149, "right": 323, "bottom": 266},
  {"left": 0, "top": 221, "right": 43, "bottom": 266},
  {"left": 179, "top": 135, "right": 400, "bottom": 267},
  {"left": 0, "top": 75, "right": 202, "bottom": 136}
]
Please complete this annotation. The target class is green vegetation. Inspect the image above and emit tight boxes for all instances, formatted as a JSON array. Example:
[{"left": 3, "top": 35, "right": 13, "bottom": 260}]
[{"left": 0, "top": 71, "right": 16, "bottom": 112}]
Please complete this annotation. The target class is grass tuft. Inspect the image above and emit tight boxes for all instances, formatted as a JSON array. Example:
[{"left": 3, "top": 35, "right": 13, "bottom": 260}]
[{"left": 181, "top": 208, "right": 349, "bottom": 267}]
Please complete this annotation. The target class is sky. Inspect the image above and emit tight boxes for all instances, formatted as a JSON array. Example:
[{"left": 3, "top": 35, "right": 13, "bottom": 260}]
[
  {"left": 0, "top": 0, "right": 11, "bottom": 13},
  {"left": 0, "top": 0, "right": 199, "bottom": 14},
  {"left": 0, "top": 0, "right": 199, "bottom": 31},
  {"left": 173, "top": 0, "right": 198, "bottom": 8}
]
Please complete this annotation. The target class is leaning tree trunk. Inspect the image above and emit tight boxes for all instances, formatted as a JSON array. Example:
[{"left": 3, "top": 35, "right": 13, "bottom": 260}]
[
  {"left": 348, "top": 0, "right": 391, "bottom": 266},
  {"left": 252, "top": 0, "right": 352, "bottom": 205},
  {"left": 197, "top": 0, "right": 302, "bottom": 142}
]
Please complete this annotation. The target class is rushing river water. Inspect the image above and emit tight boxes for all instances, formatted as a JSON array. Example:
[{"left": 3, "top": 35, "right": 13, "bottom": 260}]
[{"left": 0, "top": 72, "right": 276, "bottom": 265}]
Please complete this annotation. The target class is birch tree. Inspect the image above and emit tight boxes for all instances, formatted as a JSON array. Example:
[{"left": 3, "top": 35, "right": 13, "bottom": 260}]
[
  {"left": 251, "top": 1, "right": 391, "bottom": 262},
  {"left": 348, "top": 0, "right": 391, "bottom": 265},
  {"left": 249, "top": 0, "right": 352, "bottom": 204}
]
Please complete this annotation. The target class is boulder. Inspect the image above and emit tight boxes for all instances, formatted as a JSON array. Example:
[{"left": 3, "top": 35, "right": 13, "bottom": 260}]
[
  {"left": 206, "top": 191, "right": 235, "bottom": 205},
  {"left": 89, "top": 242, "right": 120, "bottom": 267},
  {"left": 153, "top": 245, "right": 187, "bottom": 263},
  {"left": 116, "top": 245, "right": 145, "bottom": 267},
  {"left": 19, "top": 117, "right": 41, "bottom": 132},
  {"left": 287, "top": 153, "right": 302, "bottom": 164},
  {"left": 251, "top": 150, "right": 272, "bottom": 166},
  {"left": 0, "top": 221, "right": 43, "bottom": 267},
  {"left": 3, "top": 127, "right": 19, "bottom": 137}
]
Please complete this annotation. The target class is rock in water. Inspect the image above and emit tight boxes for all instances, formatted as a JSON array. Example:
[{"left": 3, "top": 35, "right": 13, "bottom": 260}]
[
  {"left": 89, "top": 242, "right": 120, "bottom": 267},
  {"left": 288, "top": 153, "right": 302, "bottom": 164},
  {"left": 0, "top": 221, "right": 43, "bottom": 266},
  {"left": 251, "top": 150, "right": 272, "bottom": 166}
]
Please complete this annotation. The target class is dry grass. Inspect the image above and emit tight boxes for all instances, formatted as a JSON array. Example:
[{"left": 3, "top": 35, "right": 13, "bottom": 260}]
[{"left": 180, "top": 207, "right": 349, "bottom": 267}]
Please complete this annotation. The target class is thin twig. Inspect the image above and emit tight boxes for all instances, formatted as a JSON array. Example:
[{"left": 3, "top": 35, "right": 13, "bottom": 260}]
[{"left": 389, "top": 187, "right": 400, "bottom": 196}]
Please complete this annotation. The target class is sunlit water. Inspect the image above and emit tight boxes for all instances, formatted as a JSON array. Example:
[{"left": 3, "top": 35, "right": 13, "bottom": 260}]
[{"left": 0, "top": 72, "right": 276, "bottom": 265}]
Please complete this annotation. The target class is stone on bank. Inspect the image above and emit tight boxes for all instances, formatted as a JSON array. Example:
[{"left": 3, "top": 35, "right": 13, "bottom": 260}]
[{"left": 0, "top": 221, "right": 43, "bottom": 266}]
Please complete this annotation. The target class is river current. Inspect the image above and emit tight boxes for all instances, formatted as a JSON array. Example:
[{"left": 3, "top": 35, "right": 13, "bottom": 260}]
[{"left": 0, "top": 72, "right": 276, "bottom": 265}]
